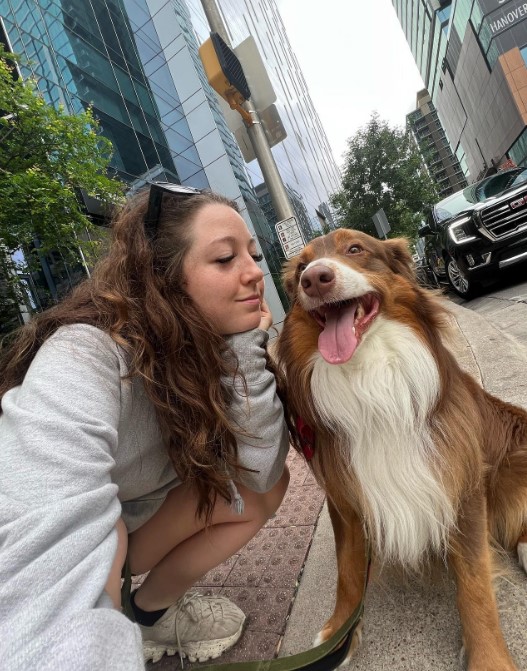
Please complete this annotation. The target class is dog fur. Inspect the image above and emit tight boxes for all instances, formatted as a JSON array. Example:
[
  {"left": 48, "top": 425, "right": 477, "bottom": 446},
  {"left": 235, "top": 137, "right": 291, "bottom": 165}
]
[{"left": 276, "top": 228, "right": 527, "bottom": 671}]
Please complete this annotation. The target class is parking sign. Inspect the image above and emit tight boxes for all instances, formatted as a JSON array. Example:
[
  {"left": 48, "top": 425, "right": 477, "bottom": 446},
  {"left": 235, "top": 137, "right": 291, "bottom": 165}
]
[{"left": 275, "top": 217, "right": 305, "bottom": 259}]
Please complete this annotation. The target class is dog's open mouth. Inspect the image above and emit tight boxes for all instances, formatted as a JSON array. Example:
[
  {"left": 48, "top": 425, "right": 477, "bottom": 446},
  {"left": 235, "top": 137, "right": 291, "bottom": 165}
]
[{"left": 310, "top": 293, "right": 380, "bottom": 365}]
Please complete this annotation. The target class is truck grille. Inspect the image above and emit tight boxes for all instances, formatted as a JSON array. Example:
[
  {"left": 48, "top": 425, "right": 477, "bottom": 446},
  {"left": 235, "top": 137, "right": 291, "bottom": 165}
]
[{"left": 480, "top": 194, "right": 527, "bottom": 239}]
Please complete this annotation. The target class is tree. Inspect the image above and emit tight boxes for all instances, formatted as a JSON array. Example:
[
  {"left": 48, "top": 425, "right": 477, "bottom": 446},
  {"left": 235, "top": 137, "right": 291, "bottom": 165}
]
[
  {"left": 0, "top": 47, "right": 124, "bottom": 318},
  {"left": 331, "top": 113, "right": 438, "bottom": 240}
]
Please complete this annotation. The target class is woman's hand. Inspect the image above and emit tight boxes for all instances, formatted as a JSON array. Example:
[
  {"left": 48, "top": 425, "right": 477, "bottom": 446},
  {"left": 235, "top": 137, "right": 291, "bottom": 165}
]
[{"left": 259, "top": 298, "right": 273, "bottom": 331}]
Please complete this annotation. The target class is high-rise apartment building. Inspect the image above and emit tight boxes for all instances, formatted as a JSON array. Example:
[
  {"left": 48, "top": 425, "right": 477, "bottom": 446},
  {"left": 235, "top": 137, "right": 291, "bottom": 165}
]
[
  {"left": 186, "top": 0, "right": 341, "bottom": 234},
  {"left": 393, "top": 0, "right": 527, "bottom": 181},
  {"left": 407, "top": 89, "right": 467, "bottom": 197}
]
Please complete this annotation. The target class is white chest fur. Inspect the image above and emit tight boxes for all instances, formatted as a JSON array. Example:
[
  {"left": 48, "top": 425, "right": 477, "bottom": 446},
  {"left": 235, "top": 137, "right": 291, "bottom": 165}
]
[{"left": 310, "top": 316, "right": 456, "bottom": 567}]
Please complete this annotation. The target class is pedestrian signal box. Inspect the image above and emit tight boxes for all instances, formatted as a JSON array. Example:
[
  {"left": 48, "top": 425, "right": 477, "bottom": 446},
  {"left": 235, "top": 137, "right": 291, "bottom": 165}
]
[{"left": 199, "top": 32, "right": 251, "bottom": 108}]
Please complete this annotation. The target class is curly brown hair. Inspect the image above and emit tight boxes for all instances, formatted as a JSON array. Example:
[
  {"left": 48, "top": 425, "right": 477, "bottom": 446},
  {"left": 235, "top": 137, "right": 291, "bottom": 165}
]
[{"left": 0, "top": 187, "right": 252, "bottom": 521}]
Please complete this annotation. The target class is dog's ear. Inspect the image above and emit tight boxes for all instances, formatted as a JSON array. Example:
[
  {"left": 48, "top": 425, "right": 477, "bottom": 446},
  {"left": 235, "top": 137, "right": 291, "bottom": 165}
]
[
  {"left": 383, "top": 238, "right": 415, "bottom": 283},
  {"left": 282, "top": 257, "right": 300, "bottom": 299}
]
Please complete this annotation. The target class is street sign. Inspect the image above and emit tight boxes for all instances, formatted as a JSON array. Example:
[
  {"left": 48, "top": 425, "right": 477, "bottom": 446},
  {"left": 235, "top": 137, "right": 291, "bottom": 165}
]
[
  {"left": 276, "top": 217, "right": 305, "bottom": 259},
  {"left": 232, "top": 104, "right": 287, "bottom": 163},
  {"left": 372, "top": 208, "right": 391, "bottom": 239},
  {"left": 233, "top": 36, "right": 276, "bottom": 113},
  {"left": 199, "top": 33, "right": 251, "bottom": 106}
]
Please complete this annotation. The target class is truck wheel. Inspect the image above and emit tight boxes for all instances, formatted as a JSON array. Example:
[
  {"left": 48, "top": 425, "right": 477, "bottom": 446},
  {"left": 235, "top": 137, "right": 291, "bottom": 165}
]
[{"left": 446, "top": 257, "right": 478, "bottom": 299}]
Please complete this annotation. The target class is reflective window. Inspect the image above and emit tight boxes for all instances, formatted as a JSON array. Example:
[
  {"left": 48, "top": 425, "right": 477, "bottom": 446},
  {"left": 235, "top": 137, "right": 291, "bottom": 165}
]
[
  {"left": 452, "top": 0, "right": 472, "bottom": 42},
  {"left": 136, "top": 131, "right": 162, "bottom": 168},
  {"left": 509, "top": 128, "right": 527, "bottom": 166},
  {"left": 124, "top": 0, "right": 151, "bottom": 30}
]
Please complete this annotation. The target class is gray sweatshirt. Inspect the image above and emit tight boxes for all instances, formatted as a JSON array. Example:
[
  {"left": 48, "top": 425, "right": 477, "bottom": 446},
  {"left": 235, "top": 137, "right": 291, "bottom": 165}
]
[{"left": 0, "top": 324, "right": 289, "bottom": 670}]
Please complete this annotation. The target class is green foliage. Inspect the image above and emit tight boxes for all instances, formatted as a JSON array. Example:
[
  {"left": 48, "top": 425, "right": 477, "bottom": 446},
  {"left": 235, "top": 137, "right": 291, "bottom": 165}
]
[
  {"left": 331, "top": 113, "right": 438, "bottom": 240},
  {"left": 0, "top": 47, "right": 124, "bottom": 269}
]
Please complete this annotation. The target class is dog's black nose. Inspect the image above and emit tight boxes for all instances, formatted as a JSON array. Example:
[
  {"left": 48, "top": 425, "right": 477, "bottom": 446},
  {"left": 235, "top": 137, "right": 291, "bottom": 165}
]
[{"left": 301, "top": 265, "right": 335, "bottom": 297}]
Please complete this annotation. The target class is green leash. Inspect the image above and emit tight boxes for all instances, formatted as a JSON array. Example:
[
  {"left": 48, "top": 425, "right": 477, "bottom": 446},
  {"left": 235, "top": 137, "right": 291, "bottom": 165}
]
[
  {"left": 121, "top": 543, "right": 371, "bottom": 671},
  {"left": 196, "top": 600, "right": 365, "bottom": 671}
]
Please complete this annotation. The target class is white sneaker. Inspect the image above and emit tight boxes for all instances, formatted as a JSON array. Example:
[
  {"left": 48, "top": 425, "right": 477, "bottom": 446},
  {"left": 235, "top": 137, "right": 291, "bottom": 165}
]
[{"left": 139, "top": 592, "right": 246, "bottom": 664}]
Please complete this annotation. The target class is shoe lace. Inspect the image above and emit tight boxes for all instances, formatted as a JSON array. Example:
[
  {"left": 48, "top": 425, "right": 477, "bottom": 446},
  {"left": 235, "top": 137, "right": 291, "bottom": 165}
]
[{"left": 174, "top": 592, "right": 225, "bottom": 668}]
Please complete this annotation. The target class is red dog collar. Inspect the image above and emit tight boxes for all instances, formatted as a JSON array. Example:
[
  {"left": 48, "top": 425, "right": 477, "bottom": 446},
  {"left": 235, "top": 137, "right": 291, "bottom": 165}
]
[{"left": 295, "top": 416, "right": 315, "bottom": 461}]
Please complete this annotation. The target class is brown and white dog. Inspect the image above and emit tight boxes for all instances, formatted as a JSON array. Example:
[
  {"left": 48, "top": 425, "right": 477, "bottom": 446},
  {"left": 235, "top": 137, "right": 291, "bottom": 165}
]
[{"left": 276, "top": 228, "right": 527, "bottom": 671}]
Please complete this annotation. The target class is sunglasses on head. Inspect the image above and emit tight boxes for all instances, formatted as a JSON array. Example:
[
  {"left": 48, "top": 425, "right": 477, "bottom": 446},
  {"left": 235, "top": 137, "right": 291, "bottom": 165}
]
[{"left": 145, "top": 182, "right": 202, "bottom": 240}]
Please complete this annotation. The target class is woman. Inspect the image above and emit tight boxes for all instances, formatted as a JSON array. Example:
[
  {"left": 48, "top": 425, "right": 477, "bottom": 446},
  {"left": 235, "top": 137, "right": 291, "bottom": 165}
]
[{"left": 0, "top": 183, "right": 290, "bottom": 670}]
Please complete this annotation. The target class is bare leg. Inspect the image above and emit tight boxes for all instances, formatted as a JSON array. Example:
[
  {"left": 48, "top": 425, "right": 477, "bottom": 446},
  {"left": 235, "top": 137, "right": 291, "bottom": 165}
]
[
  {"left": 128, "top": 468, "right": 289, "bottom": 611},
  {"left": 449, "top": 494, "right": 516, "bottom": 671},
  {"left": 105, "top": 517, "right": 129, "bottom": 609}
]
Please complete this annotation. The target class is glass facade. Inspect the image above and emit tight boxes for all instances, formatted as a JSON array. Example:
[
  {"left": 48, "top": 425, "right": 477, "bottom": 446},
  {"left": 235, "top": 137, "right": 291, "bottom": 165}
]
[
  {"left": 1, "top": 0, "right": 198, "bottom": 315},
  {"left": 1, "top": 0, "right": 293, "bottom": 325},
  {"left": 508, "top": 127, "right": 527, "bottom": 166},
  {"left": 392, "top": 1, "right": 452, "bottom": 98},
  {"left": 1, "top": 0, "right": 199, "bottom": 184},
  {"left": 392, "top": 1, "right": 453, "bottom": 127},
  {"left": 185, "top": 0, "right": 341, "bottom": 235},
  {"left": 393, "top": 0, "right": 436, "bottom": 84},
  {"left": 393, "top": 0, "right": 527, "bottom": 180},
  {"left": 452, "top": 0, "right": 472, "bottom": 42},
  {"left": 474, "top": 0, "right": 527, "bottom": 68},
  {"left": 130, "top": 0, "right": 254, "bottom": 196}
]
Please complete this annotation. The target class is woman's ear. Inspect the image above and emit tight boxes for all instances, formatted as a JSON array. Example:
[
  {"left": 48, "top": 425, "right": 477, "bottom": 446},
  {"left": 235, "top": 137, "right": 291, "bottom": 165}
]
[{"left": 383, "top": 238, "right": 416, "bottom": 283}]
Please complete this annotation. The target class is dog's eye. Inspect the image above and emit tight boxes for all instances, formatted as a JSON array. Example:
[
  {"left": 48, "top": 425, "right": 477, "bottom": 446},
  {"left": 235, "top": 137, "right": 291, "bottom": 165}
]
[
  {"left": 347, "top": 245, "right": 362, "bottom": 255},
  {"left": 297, "top": 263, "right": 307, "bottom": 273}
]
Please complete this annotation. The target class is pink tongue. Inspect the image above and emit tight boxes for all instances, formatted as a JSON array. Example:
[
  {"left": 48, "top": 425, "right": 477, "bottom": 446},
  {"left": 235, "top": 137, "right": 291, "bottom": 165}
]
[{"left": 318, "top": 303, "right": 358, "bottom": 364}]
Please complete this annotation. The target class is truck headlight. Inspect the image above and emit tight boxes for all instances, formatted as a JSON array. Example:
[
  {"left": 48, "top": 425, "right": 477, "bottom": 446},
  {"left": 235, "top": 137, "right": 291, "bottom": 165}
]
[{"left": 448, "top": 217, "right": 477, "bottom": 244}]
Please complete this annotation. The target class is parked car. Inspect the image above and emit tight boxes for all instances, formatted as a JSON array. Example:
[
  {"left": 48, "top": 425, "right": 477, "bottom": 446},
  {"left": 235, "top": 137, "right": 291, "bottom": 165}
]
[{"left": 418, "top": 167, "right": 527, "bottom": 298}]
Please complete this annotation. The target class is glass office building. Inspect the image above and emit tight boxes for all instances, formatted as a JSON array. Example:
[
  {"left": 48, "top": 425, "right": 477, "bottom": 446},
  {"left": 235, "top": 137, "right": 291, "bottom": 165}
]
[
  {"left": 392, "top": 0, "right": 449, "bottom": 99},
  {"left": 186, "top": 0, "right": 341, "bottom": 235},
  {"left": 393, "top": 0, "right": 527, "bottom": 180},
  {"left": 2, "top": 0, "right": 191, "bottom": 185},
  {"left": 0, "top": 0, "right": 287, "bottom": 325}
]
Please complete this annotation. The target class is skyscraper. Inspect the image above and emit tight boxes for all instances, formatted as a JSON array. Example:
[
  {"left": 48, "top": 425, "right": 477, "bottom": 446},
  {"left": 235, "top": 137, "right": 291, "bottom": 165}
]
[
  {"left": 185, "top": 0, "right": 341, "bottom": 233},
  {"left": 393, "top": 0, "right": 527, "bottom": 181},
  {"left": 0, "top": 0, "right": 287, "bottom": 324},
  {"left": 407, "top": 89, "right": 467, "bottom": 197}
]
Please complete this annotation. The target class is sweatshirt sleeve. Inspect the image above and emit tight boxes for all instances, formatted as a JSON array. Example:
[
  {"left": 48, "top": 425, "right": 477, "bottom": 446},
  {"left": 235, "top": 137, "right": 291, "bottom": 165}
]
[
  {"left": 0, "top": 324, "right": 144, "bottom": 671},
  {"left": 224, "top": 329, "right": 290, "bottom": 492}
]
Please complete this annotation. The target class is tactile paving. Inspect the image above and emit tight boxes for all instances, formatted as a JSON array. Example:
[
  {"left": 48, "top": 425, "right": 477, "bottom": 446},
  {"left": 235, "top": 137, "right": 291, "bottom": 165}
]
[{"left": 147, "top": 449, "right": 325, "bottom": 669}]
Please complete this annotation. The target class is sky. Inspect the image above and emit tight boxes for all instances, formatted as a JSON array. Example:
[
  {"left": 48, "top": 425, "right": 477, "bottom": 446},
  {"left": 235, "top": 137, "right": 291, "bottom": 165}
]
[{"left": 276, "top": 0, "right": 425, "bottom": 168}]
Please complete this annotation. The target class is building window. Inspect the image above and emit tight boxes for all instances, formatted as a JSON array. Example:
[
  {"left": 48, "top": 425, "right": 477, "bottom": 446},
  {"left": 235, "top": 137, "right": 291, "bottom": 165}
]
[
  {"left": 521, "top": 45, "right": 527, "bottom": 67},
  {"left": 508, "top": 128, "right": 527, "bottom": 166}
]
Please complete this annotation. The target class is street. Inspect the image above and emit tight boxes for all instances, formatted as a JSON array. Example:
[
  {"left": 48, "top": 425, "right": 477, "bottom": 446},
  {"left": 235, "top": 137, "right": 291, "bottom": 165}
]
[{"left": 448, "top": 268, "right": 527, "bottom": 349}]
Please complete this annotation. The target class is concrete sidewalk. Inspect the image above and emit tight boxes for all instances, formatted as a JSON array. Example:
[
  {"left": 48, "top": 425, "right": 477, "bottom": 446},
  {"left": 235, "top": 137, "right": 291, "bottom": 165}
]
[
  {"left": 149, "top": 297, "right": 527, "bottom": 670},
  {"left": 279, "top": 299, "right": 527, "bottom": 670}
]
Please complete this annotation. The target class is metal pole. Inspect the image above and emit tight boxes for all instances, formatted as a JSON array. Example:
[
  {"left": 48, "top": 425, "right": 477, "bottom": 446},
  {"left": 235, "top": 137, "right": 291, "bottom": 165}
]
[{"left": 200, "top": 0, "right": 295, "bottom": 222}]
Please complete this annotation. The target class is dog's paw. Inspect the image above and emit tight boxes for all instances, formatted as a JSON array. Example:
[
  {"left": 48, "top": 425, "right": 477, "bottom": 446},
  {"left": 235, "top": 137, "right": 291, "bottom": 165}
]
[
  {"left": 313, "top": 621, "right": 363, "bottom": 667},
  {"left": 518, "top": 542, "right": 527, "bottom": 574}
]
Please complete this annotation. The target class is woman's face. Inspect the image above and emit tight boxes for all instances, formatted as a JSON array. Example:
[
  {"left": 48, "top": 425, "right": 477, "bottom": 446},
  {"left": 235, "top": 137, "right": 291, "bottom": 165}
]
[{"left": 182, "top": 203, "right": 265, "bottom": 335}]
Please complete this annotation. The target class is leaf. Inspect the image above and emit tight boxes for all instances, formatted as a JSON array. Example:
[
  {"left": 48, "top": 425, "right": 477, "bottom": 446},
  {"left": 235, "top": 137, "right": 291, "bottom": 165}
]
[
  {"left": 331, "top": 113, "right": 438, "bottom": 240},
  {"left": 0, "top": 46, "right": 125, "bottom": 311}
]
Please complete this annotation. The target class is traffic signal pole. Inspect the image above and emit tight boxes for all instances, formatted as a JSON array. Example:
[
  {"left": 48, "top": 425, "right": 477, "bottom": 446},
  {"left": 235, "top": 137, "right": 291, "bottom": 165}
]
[{"left": 200, "top": 0, "right": 295, "bottom": 222}]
